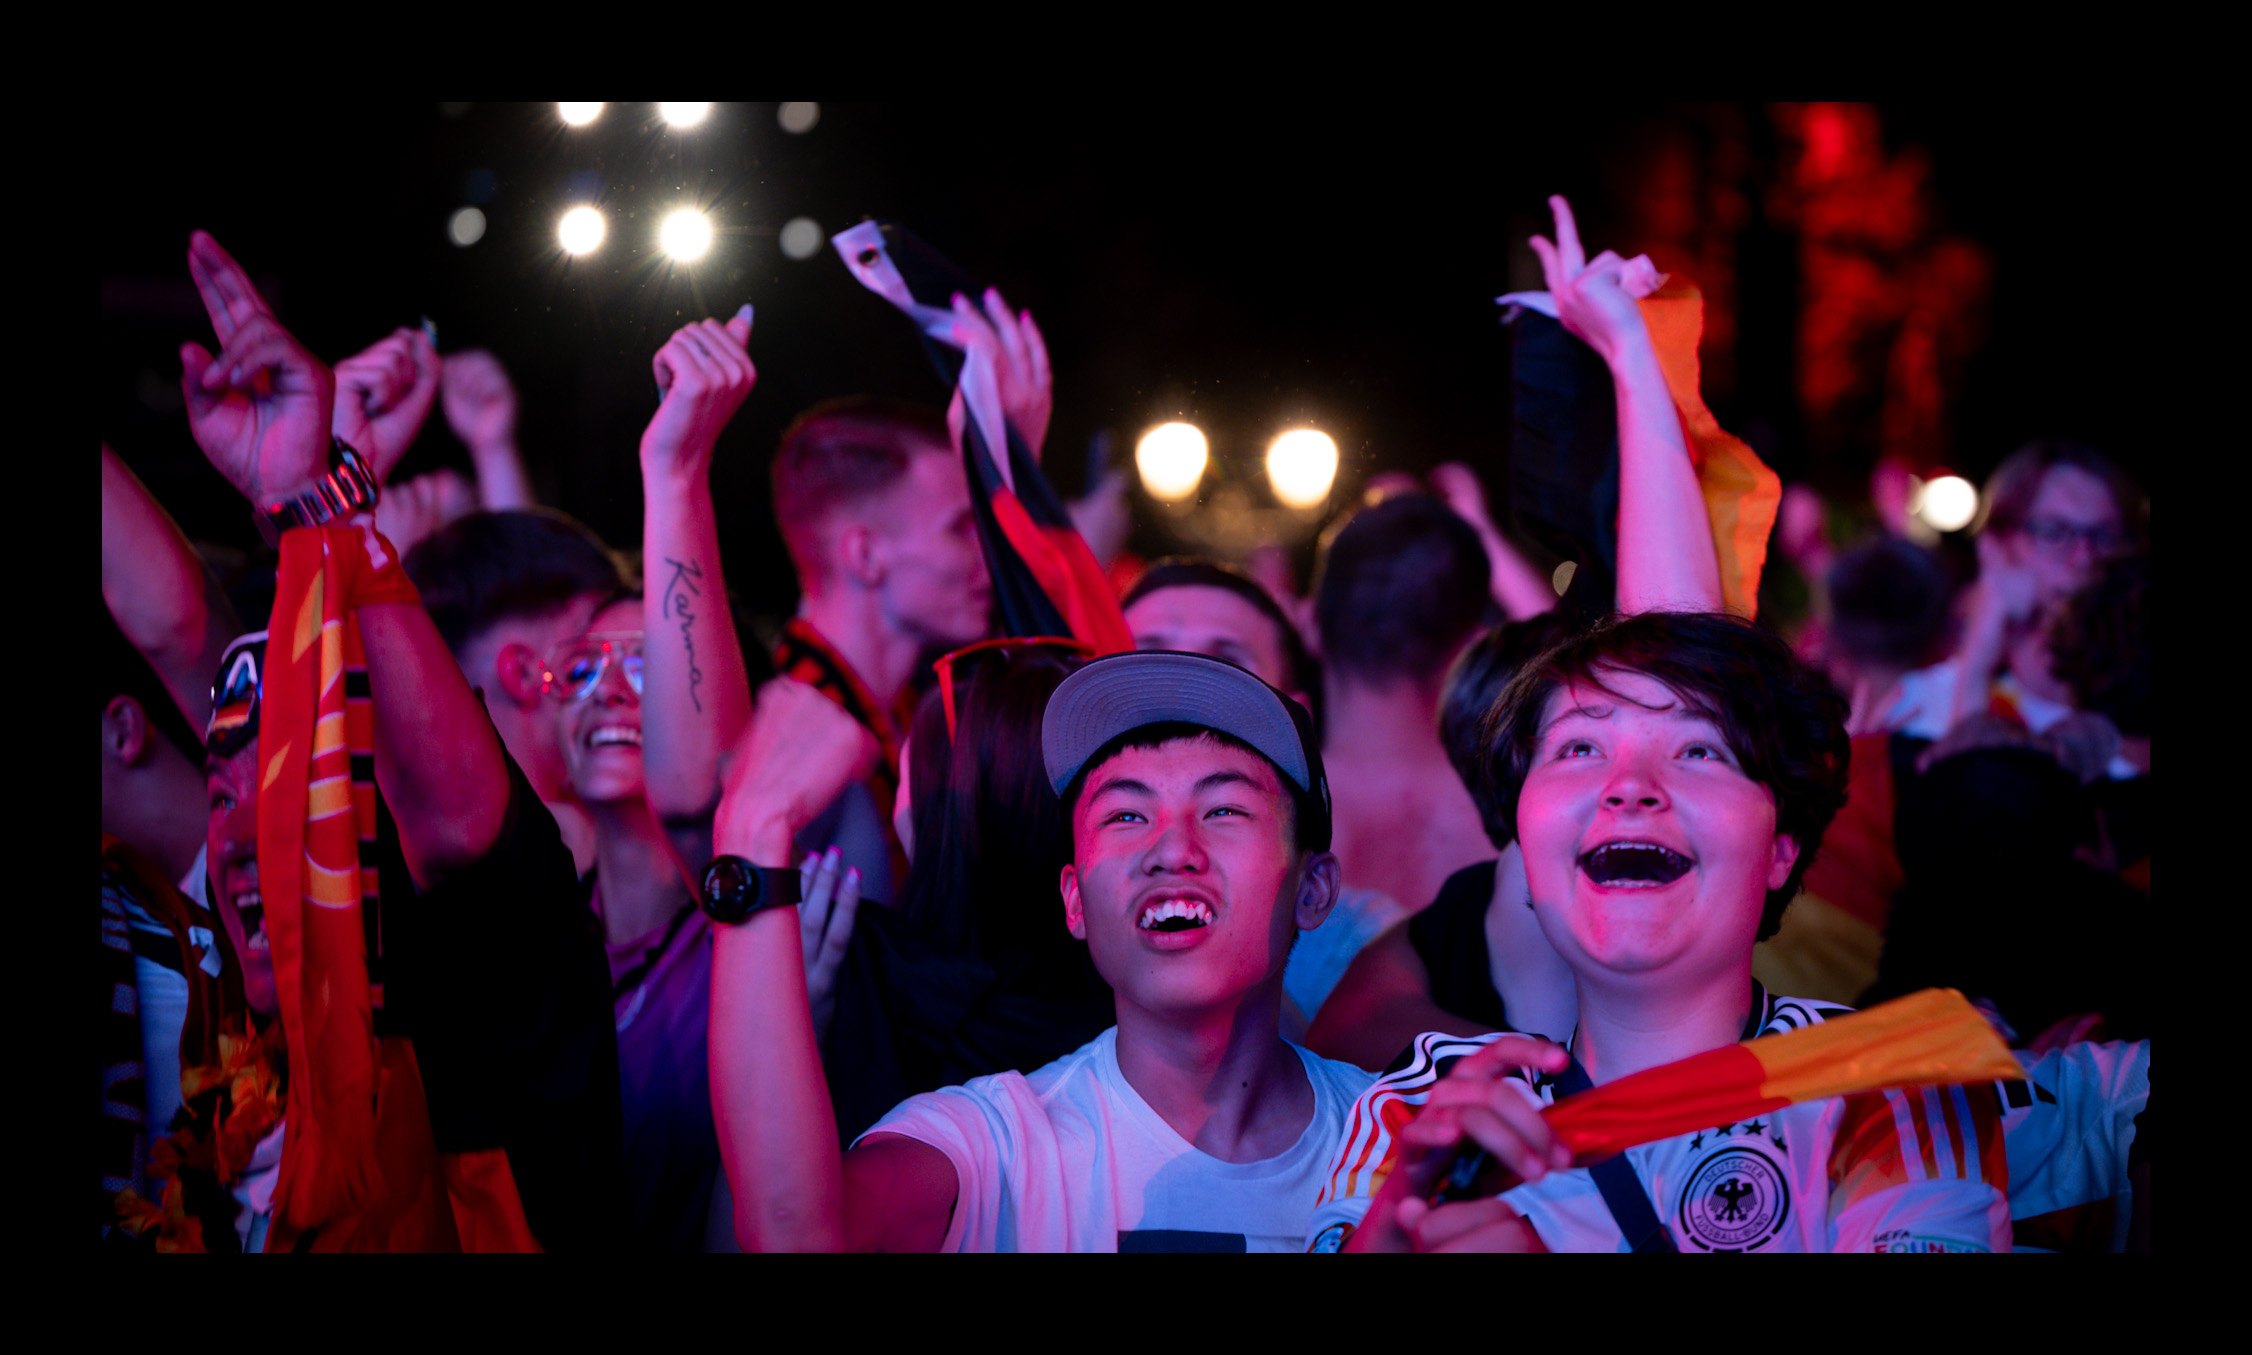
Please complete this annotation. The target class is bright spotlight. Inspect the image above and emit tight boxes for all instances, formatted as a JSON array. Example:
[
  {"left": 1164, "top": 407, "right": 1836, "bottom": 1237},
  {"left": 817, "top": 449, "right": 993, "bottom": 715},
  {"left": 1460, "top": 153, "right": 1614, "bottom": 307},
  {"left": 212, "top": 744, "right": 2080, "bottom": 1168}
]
[
  {"left": 1265, "top": 428, "right": 1339, "bottom": 508},
  {"left": 447, "top": 206, "right": 487, "bottom": 247},
  {"left": 660, "top": 102, "right": 712, "bottom": 128},
  {"left": 777, "top": 102, "right": 820, "bottom": 134},
  {"left": 660, "top": 209, "right": 714, "bottom": 262},
  {"left": 558, "top": 206, "right": 605, "bottom": 256},
  {"left": 1135, "top": 423, "right": 1208, "bottom": 501},
  {"left": 1912, "top": 474, "right": 1979, "bottom": 533},
  {"left": 779, "top": 217, "right": 824, "bottom": 261},
  {"left": 559, "top": 102, "right": 604, "bottom": 127}
]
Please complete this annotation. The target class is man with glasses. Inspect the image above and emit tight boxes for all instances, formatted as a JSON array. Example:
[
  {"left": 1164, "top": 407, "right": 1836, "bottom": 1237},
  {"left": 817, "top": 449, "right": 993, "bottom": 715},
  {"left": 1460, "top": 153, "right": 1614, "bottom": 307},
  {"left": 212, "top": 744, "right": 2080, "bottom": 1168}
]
[{"left": 1881, "top": 440, "right": 2145, "bottom": 761}]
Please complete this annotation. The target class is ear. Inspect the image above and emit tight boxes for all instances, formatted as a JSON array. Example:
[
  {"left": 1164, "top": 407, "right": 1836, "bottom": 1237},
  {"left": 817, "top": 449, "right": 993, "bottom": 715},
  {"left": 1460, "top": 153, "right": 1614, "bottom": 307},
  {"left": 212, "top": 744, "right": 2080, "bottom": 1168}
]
[
  {"left": 1293, "top": 851, "right": 1343, "bottom": 932},
  {"left": 493, "top": 642, "right": 547, "bottom": 708},
  {"left": 1767, "top": 833, "right": 1802, "bottom": 892},
  {"left": 1061, "top": 863, "right": 1087, "bottom": 940},
  {"left": 837, "top": 522, "right": 882, "bottom": 589},
  {"left": 103, "top": 695, "right": 150, "bottom": 766}
]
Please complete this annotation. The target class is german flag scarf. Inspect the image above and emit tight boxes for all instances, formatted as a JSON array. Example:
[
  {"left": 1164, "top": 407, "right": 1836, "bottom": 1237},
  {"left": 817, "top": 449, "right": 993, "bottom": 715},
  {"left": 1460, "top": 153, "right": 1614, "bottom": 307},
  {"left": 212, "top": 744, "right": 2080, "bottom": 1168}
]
[
  {"left": 258, "top": 521, "right": 537, "bottom": 1251},
  {"left": 831, "top": 220, "right": 1133, "bottom": 654}
]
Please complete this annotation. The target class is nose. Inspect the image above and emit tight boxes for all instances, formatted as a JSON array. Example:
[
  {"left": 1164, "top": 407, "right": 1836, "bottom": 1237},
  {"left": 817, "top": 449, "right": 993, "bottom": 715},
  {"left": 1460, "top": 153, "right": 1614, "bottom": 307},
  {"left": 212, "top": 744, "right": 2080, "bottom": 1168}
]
[
  {"left": 1601, "top": 748, "right": 1669, "bottom": 813},
  {"left": 216, "top": 793, "right": 258, "bottom": 867},
  {"left": 1141, "top": 810, "right": 1210, "bottom": 875},
  {"left": 593, "top": 657, "right": 638, "bottom": 705}
]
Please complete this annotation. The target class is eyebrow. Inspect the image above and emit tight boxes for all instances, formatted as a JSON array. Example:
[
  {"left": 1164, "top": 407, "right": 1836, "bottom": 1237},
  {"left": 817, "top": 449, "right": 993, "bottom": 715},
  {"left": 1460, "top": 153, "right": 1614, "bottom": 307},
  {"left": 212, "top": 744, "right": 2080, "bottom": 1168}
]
[
  {"left": 1085, "top": 767, "right": 1269, "bottom": 806},
  {"left": 1537, "top": 697, "right": 1718, "bottom": 741}
]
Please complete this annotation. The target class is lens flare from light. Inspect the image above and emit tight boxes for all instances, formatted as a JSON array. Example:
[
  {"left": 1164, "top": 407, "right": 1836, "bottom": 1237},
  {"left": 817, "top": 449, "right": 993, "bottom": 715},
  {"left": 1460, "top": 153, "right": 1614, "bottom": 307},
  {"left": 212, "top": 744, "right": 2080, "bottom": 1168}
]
[
  {"left": 1265, "top": 429, "right": 1339, "bottom": 508},
  {"left": 1912, "top": 474, "right": 1978, "bottom": 532},
  {"left": 1136, "top": 423, "right": 1208, "bottom": 501},
  {"left": 447, "top": 207, "right": 487, "bottom": 247},
  {"left": 779, "top": 217, "right": 824, "bottom": 261},
  {"left": 777, "top": 102, "right": 820, "bottom": 134},
  {"left": 659, "top": 102, "right": 712, "bottom": 127},
  {"left": 559, "top": 102, "right": 604, "bottom": 126},
  {"left": 558, "top": 206, "right": 605, "bottom": 256},
  {"left": 660, "top": 210, "right": 714, "bottom": 262}
]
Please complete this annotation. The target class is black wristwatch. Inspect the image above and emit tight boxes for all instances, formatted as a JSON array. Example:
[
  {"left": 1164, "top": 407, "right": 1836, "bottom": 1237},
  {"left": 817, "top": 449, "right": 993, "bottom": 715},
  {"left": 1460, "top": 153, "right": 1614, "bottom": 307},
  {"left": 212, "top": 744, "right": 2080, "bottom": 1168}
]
[
  {"left": 255, "top": 436, "right": 380, "bottom": 547},
  {"left": 699, "top": 855, "right": 802, "bottom": 925}
]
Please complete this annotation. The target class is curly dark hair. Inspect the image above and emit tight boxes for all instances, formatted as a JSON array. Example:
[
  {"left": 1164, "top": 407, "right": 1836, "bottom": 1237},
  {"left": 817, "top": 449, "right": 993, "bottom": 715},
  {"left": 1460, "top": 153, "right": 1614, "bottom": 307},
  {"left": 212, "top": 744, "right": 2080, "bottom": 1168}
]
[
  {"left": 1441, "top": 613, "right": 1575, "bottom": 851},
  {"left": 1476, "top": 612, "right": 1851, "bottom": 941}
]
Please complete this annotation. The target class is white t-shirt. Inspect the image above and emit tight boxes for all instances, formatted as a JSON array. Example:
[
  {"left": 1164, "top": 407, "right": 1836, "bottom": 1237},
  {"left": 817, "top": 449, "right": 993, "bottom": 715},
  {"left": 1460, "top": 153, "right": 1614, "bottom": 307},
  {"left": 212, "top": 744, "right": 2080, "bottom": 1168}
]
[
  {"left": 860, "top": 1027, "right": 1375, "bottom": 1252},
  {"left": 1309, "top": 992, "right": 2012, "bottom": 1253},
  {"left": 1885, "top": 662, "right": 2138, "bottom": 779}
]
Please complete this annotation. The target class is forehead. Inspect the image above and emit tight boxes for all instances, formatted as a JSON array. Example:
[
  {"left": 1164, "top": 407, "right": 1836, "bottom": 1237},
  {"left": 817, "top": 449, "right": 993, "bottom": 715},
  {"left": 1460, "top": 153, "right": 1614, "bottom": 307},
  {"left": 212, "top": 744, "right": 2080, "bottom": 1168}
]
[
  {"left": 1536, "top": 668, "right": 1709, "bottom": 733},
  {"left": 1126, "top": 585, "right": 1281, "bottom": 652},
  {"left": 1081, "top": 733, "right": 1285, "bottom": 802},
  {"left": 207, "top": 738, "right": 259, "bottom": 786},
  {"left": 587, "top": 598, "right": 641, "bottom": 634},
  {"left": 2028, "top": 465, "right": 2121, "bottom": 525}
]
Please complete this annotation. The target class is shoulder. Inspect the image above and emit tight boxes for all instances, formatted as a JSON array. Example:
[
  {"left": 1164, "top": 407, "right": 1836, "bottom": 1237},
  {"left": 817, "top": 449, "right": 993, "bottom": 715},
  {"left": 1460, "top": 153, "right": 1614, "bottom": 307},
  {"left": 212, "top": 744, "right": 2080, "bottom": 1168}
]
[
  {"left": 1759, "top": 991, "right": 1853, "bottom": 1036},
  {"left": 1294, "top": 1043, "right": 1380, "bottom": 1112}
]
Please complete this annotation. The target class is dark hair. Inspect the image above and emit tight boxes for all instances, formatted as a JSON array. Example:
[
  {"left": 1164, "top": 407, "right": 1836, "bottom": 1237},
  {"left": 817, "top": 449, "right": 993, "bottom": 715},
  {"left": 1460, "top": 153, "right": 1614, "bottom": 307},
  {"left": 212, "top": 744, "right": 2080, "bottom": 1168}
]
[
  {"left": 1826, "top": 537, "right": 1954, "bottom": 671},
  {"left": 97, "top": 609, "right": 204, "bottom": 766},
  {"left": 2049, "top": 553, "right": 2149, "bottom": 738},
  {"left": 1312, "top": 493, "right": 1492, "bottom": 685},
  {"left": 902, "top": 647, "right": 1098, "bottom": 988},
  {"left": 771, "top": 397, "right": 950, "bottom": 581},
  {"left": 1060, "top": 721, "right": 1323, "bottom": 857},
  {"left": 1442, "top": 613, "right": 1575, "bottom": 851},
  {"left": 1123, "top": 556, "right": 1316, "bottom": 699},
  {"left": 1478, "top": 612, "right": 1850, "bottom": 941},
  {"left": 404, "top": 509, "right": 629, "bottom": 658},
  {"left": 1976, "top": 438, "right": 2146, "bottom": 543}
]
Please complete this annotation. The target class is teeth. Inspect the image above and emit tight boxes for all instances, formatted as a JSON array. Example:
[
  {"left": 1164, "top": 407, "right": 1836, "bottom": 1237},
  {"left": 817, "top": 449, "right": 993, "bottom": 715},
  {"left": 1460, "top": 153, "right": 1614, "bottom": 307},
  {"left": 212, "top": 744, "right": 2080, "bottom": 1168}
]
[
  {"left": 590, "top": 726, "right": 642, "bottom": 748},
  {"left": 1139, "top": 898, "right": 1214, "bottom": 930},
  {"left": 1580, "top": 842, "right": 1694, "bottom": 887}
]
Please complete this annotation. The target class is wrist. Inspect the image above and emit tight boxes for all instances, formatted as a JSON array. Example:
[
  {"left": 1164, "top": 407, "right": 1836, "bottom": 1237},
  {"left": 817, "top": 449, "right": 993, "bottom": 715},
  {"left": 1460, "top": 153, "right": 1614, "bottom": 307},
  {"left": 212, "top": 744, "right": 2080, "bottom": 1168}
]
[
  {"left": 713, "top": 806, "right": 795, "bottom": 865},
  {"left": 466, "top": 435, "right": 519, "bottom": 463}
]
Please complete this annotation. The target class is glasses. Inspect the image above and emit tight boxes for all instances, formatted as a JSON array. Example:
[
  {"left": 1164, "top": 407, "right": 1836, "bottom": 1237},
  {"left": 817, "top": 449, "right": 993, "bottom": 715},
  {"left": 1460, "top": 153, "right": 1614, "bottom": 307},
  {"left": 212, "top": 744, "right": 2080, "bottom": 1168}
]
[
  {"left": 933, "top": 635, "right": 1094, "bottom": 740},
  {"left": 543, "top": 632, "right": 645, "bottom": 702},
  {"left": 2021, "top": 516, "right": 2125, "bottom": 555}
]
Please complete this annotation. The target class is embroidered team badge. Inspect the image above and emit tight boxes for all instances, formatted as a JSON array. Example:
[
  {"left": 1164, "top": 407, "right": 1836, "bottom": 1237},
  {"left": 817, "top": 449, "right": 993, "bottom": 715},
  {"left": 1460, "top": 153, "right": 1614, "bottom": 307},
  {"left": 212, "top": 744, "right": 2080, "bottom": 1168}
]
[{"left": 1676, "top": 1147, "right": 1790, "bottom": 1251}]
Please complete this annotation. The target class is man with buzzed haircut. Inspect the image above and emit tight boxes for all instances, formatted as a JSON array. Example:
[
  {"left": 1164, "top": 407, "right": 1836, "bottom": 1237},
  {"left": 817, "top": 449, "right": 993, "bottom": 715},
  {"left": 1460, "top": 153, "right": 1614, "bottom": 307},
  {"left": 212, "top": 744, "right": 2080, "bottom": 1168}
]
[
  {"left": 405, "top": 508, "right": 629, "bottom": 874},
  {"left": 769, "top": 398, "right": 994, "bottom": 901},
  {"left": 1123, "top": 557, "right": 1317, "bottom": 715}
]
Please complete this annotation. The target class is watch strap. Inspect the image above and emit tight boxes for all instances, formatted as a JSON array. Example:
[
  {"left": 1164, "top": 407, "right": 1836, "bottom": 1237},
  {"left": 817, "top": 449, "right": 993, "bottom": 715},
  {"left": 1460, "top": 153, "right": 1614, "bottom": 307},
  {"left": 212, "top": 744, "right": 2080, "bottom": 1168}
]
[{"left": 256, "top": 437, "right": 380, "bottom": 547}]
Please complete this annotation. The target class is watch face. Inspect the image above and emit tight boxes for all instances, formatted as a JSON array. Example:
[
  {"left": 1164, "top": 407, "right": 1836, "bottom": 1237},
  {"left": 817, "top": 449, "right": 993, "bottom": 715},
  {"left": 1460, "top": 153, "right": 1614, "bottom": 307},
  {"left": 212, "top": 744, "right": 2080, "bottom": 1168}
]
[{"left": 701, "top": 856, "right": 762, "bottom": 922}]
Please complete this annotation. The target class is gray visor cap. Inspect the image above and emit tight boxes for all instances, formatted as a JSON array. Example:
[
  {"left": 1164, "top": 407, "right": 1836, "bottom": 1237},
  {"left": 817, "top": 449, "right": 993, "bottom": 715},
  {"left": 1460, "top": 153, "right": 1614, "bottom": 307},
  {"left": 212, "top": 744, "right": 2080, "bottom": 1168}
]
[{"left": 1042, "top": 650, "right": 1321, "bottom": 802}]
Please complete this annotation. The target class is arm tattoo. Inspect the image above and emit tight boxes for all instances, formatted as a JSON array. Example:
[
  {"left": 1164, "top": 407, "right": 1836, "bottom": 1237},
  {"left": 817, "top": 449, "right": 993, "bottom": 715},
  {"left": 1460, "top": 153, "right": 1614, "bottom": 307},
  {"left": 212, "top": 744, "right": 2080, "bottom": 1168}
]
[{"left": 660, "top": 556, "right": 707, "bottom": 714}]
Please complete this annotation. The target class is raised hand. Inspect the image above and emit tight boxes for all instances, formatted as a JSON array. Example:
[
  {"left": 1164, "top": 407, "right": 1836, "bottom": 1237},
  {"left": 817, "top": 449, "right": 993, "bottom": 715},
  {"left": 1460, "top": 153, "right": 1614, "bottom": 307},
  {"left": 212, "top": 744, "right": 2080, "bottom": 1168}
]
[
  {"left": 1528, "top": 195, "right": 1668, "bottom": 369},
  {"left": 333, "top": 326, "right": 442, "bottom": 480},
  {"left": 371, "top": 467, "right": 479, "bottom": 559},
  {"left": 712, "top": 678, "right": 881, "bottom": 865},
  {"left": 642, "top": 309, "right": 756, "bottom": 479},
  {"left": 178, "top": 231, "right": 335, "bottom": 506},
  {"left": 949, "top": 288, "right": 1053, "bottom": 459},
  {"left": 440, "top": 349, "right": 519, "bottom": 453}
]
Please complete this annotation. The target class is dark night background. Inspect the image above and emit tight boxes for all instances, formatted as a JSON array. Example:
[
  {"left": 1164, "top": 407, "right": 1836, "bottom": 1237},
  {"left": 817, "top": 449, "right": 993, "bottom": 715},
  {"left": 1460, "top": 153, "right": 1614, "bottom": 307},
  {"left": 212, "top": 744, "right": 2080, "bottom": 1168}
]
[{"left": 98, "top": 100, "right": 2139, "bottom": 626}]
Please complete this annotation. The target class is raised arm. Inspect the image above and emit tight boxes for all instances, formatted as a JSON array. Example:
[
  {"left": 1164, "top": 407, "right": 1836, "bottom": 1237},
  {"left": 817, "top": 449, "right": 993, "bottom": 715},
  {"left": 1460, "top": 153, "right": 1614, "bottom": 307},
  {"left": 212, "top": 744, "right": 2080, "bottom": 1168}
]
[
  {"left": 441, "top": 348, "right": 538, "bottom": 510},
  {"left": 707, "top": 679, "right": 959, "bottom": 1252},
  {"left": 1429, "top": 462, "right": 1558, "bottom": 621},
  {"left": 179, "top": 231, "right": 509, "bottom": 885},
  {"left": 100, "top": 444, "right": 240, "bottom": 733},
  {"left": 639, "top": 313, "right": 758, "bottom": 824},
  {"left": 1531, "top": 196, "right": 1723, "bottom": 615}
]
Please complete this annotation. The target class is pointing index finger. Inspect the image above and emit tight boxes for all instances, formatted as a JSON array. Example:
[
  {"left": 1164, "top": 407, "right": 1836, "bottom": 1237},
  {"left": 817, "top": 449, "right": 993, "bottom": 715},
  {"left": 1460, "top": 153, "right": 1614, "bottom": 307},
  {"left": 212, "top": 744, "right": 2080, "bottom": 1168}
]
[{"left": 1548, "top": 195, "right": 1585, "bottom": 277}]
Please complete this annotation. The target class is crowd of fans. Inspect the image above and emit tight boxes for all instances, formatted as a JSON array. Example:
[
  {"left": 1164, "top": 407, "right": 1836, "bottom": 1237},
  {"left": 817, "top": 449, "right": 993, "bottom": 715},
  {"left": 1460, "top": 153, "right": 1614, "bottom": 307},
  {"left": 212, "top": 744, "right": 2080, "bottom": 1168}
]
[{"left": 100, "top": 195, "right": 2148, "bottom": 1252}]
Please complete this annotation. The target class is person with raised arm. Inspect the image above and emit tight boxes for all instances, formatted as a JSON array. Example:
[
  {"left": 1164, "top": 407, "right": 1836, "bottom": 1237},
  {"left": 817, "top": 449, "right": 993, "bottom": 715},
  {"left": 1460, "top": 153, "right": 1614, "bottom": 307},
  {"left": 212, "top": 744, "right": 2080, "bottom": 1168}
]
[
  {"left": 119, "top": 231, "right": 618, "bottom": 1251},
  {"left": 710, "top": 651, "right": 1372, "bottom": 1251}
]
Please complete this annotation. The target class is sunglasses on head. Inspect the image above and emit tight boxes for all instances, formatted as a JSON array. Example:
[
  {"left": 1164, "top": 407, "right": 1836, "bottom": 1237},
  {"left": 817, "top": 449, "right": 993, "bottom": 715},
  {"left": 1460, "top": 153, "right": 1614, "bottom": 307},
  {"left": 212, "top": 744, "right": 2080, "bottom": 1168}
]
[
  {"left": 933, "top": 635, "right": 1094, "bottom": 741},
  {"left": 543, "top": 632, "right": 646, "bottom": 702}
]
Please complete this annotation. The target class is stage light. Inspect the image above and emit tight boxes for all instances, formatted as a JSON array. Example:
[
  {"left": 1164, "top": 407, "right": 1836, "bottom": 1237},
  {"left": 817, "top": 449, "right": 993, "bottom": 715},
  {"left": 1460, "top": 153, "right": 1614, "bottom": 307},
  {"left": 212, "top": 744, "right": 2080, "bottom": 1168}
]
[
  {"left": 1136, "top": 422, "right": 1207, "bottom": 501},
  {"left": 1265, "top": 429, "right": 1338, "bottom": 508},
  {"left": 778, "top": 102, "right": 820, "bottom": 134},
  {"left": 447, "top": 207, "right": 487, "bottom": 247},
  {"left": 660, "top": 209, "right": 714, "bottom": 262},
  {"left": 1911, "top": 474, "right": 1978, "bottom": 533},
  {"left": 660, "top": 102, "right": 712, "bottom": 128},
  {"left": 779, "top": 217, "right": 824, "bottom": 261},
  {"left": 558, "top": 206, "right": 605, "bottom": 256},
  {"left": 559, "top": 102, "right": 604, "bottom": 126}
]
